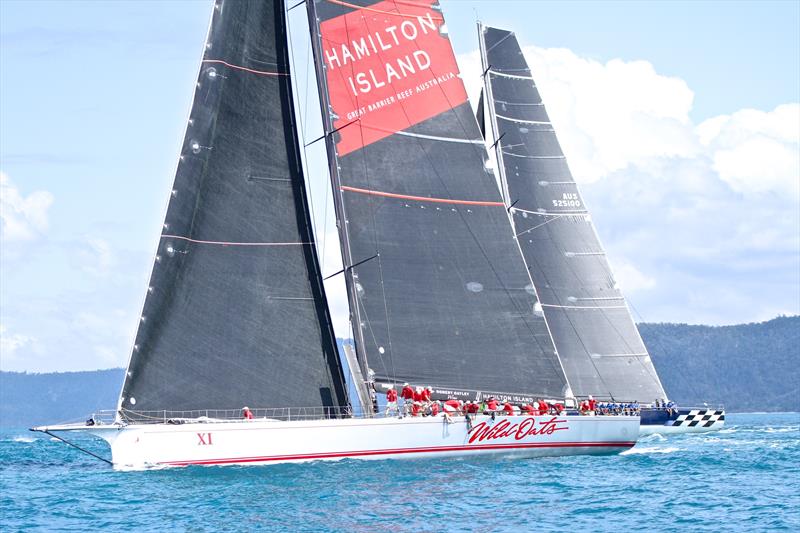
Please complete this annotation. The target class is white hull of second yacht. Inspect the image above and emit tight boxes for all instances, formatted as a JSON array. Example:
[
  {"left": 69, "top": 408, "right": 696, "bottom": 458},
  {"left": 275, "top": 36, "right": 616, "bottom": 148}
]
[{"left": 36, "top": 414, "right": 639, "bottom": 469}]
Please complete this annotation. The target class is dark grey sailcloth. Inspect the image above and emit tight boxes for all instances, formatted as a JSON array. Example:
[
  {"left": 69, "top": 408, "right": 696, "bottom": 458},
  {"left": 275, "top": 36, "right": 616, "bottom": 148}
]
[
  {"left": 119, "top": 0, "right": 349, "bottom": 417},
  {"left": 479, "top": 24, "right": 667, "bottom": 402},
  {"left": 307, "top": 0, "right": 569, "bottom": 401}
]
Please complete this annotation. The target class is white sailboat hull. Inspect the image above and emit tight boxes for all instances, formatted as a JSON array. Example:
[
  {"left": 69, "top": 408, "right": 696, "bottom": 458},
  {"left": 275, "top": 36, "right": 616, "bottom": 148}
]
[{"left": 40, "top": 414, "right": 639, "bottom": 468}]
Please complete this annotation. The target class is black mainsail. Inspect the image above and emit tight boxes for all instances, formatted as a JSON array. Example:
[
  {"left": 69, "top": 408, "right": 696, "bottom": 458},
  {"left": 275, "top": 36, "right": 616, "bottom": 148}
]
[
  {"left": 119, "top": 0, "right": 349, "bottom": 416},
  {"left": 479, "top": 24, "right": 667, "bottom": 402},
  {"left": 307, "top": 0, "right": 569, "bottom": 401}
]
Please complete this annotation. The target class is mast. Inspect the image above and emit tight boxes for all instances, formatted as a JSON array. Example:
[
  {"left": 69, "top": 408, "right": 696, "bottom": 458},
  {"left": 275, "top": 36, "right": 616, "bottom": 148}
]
[
  {"left": 479, "top": 24, "right": 668, "bottom": 402},
  {"left": 305, "top": 0, "right": 570, "bottom": 402},
  {"left": 307, "top": 0, "right": 376, "bottom": 413},
  {"left": 118, "top": 0, "right": 350, "bottom": 418}
]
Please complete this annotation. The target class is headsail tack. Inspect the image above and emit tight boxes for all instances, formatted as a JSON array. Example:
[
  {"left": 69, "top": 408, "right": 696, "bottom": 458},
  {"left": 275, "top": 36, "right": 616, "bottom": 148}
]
[
  {"left": 120, "top": 0, "right": 349, "bottom": 416},
  {"left": 479, "top": 24, "right": 667, "bottom": 402},
  {"left": 308, "top": 0, "right": 570, "bottom": 400}
]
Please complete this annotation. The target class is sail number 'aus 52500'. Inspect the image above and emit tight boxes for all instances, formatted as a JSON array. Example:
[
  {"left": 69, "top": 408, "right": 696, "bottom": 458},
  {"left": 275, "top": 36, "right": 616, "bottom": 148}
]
[{"left": 553, "top": 193, "right": 581, "bottom": 208}]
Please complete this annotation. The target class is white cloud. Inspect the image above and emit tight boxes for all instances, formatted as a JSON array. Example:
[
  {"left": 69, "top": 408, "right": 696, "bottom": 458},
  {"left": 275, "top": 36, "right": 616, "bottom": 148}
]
[
  {"left": 697, "top": 104, "right": 800, "bottom": 196},
  {"left": 608, "top": 258, "right": 656, "bottom": 293},
  {"left": 0, "top": 172, "right": 54, "bottom": 241},
  {"left": 0, "top": 324, "right": 34, "bottom": 368},
  {"left": 457, "top": 43, "right": 800, "bottom": 324}
]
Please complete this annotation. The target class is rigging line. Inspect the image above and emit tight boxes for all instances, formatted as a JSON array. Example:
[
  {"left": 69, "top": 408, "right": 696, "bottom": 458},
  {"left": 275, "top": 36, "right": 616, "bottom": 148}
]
[
  {"left": 161, "top": 235, "right": 311, "bottom": 246},
  {"left": 323, "top": 253, "right": 379, "bottom": 280},
  {"left": 325, "top": 0, "right": 445, "bottom": 21},
  {"left": 340, "top": 185, "right": 504, "bottom": 207},
  {"left": 514, "top": 215, "right": 559, "bottom": 237},
  {"left": 305, "top": 119, "right": 359, "bottom": 146},
  {"left": 43, "top": 430, "right": 113, "bottom": 465},
  {"left": 201, "top": 59, "right": 288, "bottom": 77},
  {"left": 288, "top": 0, "right": 306, "bottom": 10}
]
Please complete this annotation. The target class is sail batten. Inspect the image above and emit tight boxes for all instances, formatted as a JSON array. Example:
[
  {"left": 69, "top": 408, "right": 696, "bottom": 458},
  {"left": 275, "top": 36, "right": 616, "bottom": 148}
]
[
  {"left": 119, "top": 0, "right": 349, "bottom": 416},
  {"left": 481, "top": 24, "right": 667, "bottom": 402},
  {"left": 308, "top": 0, "right": 570, "bottom": 399}
]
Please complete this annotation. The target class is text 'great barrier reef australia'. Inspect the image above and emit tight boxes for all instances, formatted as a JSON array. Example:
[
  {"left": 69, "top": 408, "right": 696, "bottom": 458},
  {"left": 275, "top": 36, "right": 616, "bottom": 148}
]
[{"left": 320, "top": 0, "right": 467, "bottom": 155}]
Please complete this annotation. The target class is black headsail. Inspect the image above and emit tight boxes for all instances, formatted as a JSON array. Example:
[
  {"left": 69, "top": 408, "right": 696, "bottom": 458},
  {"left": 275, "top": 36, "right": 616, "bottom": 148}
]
[
  {"left": 119, "top": 0, "right": 349, "bottom": 417},
  {"left": 479, "top": 24, "right": 667, "bottom": 402},
  {"left": 307, "top": 0, "right": 569, "bottom": 402}
]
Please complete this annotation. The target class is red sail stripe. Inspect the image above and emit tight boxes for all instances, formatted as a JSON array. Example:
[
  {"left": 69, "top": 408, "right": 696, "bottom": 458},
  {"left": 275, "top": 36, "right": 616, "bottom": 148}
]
[
  {"left": 340, "top": 185, "right": 504, "bottom": 207},
  {"left": 161, "top": 235, "right": 311, "bottom": 246},
  {"left": 163, "top": 440, "right": 636, "bottom": 466},
  {"left": 201, "top": 59, "right": 288, "bottom": 77}
]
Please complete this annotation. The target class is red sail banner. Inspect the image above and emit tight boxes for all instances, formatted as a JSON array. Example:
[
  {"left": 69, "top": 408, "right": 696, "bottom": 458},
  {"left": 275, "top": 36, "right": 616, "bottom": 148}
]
[{"left": 319, "top": 0, "right": 468, "bottom": 155}]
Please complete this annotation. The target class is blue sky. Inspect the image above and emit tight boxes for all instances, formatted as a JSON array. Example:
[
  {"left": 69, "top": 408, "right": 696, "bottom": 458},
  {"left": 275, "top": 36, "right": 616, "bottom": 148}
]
[{"left": 1, "top": 0, "right": 798, "bottom": 371}]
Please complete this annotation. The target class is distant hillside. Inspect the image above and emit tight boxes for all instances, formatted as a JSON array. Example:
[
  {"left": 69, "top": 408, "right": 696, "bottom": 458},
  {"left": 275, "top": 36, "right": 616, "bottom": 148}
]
[
  {"left": 641, "top": 315, "right": 799, "bottom": 412},
  {"left": 0, "top": 368, "right": 124, "bottom": 428},
  {"left": 1, "top": 318, "right": 797, "bottom": 426}
]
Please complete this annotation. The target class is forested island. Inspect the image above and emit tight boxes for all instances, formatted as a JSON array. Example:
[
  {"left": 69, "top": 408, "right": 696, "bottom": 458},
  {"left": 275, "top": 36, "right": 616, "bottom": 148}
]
[{"left": 2, "top": 316, "right": 797, "bottom": 427}]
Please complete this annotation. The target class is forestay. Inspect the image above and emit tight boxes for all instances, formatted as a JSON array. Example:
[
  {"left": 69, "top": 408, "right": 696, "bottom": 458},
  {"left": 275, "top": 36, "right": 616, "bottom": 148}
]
[
  {"left": 479, "top": 24, "right": 667, "bottom": 402},
  {"left": 307, "top": 0, "right": 569, "bottom": 400},
  {"left": 119, "top": 0, "right": 349, "bottom": 417}
]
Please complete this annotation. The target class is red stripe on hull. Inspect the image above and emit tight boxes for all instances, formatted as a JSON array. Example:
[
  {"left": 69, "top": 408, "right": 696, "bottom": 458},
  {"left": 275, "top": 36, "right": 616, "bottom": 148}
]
[{"left": 163, "top": 441, "right": 636, "bottom": 466}]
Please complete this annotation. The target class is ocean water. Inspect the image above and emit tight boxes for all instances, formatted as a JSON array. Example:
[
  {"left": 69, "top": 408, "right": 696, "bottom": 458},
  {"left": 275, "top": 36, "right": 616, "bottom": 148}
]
[{"left": 1, "top": 413, "right": 798, "bottom": 532}]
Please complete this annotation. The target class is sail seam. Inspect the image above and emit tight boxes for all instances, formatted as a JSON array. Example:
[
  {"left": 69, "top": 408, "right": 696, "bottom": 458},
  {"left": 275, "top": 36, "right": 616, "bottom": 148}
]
[
  {"left": 541, "top": 303, "right": 629, "bottom": 310},
  {"left": 161, "top": 234, "right": 311, "bottom": 246},
  {"left": 511, "top": 207, "right": 587, "bottom": 216},
  {"left": 501, "top": 151, "right": 565, "bottom": 159},
  {"left": 340, "top": 186, "right": 504, "bottom": 207},
  {"left": 202, "top": 59, "right": 288, "bottom": 77},
  {"left": 489, "top": 70, "right": 535, "bottom": 80},
  {"left": 496, "top": 114, "right": 550, "bottom": 125}
]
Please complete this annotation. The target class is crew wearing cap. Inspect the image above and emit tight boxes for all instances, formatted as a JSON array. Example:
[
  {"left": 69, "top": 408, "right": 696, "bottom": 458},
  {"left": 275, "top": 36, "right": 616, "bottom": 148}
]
[{"left": 242, "top": 406, "right": 254, "bottom": 420}]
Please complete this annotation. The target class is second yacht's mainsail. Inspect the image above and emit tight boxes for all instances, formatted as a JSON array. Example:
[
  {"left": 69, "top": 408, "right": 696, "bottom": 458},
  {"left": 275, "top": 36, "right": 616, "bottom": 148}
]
[
  {"left": 119, "top": 0, "right": 349, "bottom": 416},
  {"left": 308, "top": 0, "right": 570, "bottom": 401},
  {"left": 479, "top": 24, "right": 667, "bottom": 402}
]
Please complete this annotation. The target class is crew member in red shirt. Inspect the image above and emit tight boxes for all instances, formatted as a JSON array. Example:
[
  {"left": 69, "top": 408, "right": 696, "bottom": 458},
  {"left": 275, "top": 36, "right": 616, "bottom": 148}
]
[
  {"left": 503, "top": 401, "right": 515, "bottom": 416},
  {"left": 588, "top": 395, "right": 597, "bottom": 412},
  {"left": 523, "top": 403, "right": 535, "bottom": 416},
  {"left": 242, "top": 406, "right": 254, "bottom": 420},
  {"left": 401, "top": 383, "right": 414, "bottom": 416},
  {"left": 421, "top": 386, "right": 432, "bottom": 403},
  {"left": 444, "top": 398, "right": 461, "bottom": 411},
  {"left": 411, "top": 401, "right": 421, "bottom": 417},
  {"left": 413, "top": 387, "right": 423, "bottom": 402},
  {"left": 385, "top": 385, "right": 399, "bottom": 417},
  {"left": 487, "top": 397, "right": 499, "bottom": 411},
  {"left": 538, "top": 399, "right": 549, "bottom": 416},
  {"left": 466, "top": 401, "right": 480, "bottom": 414}
]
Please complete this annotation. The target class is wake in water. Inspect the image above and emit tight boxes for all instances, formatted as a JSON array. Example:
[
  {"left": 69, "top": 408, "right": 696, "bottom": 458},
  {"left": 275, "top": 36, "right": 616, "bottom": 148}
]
[{"left": 621, "top": 446, "right": 681, "bottom": 455}]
